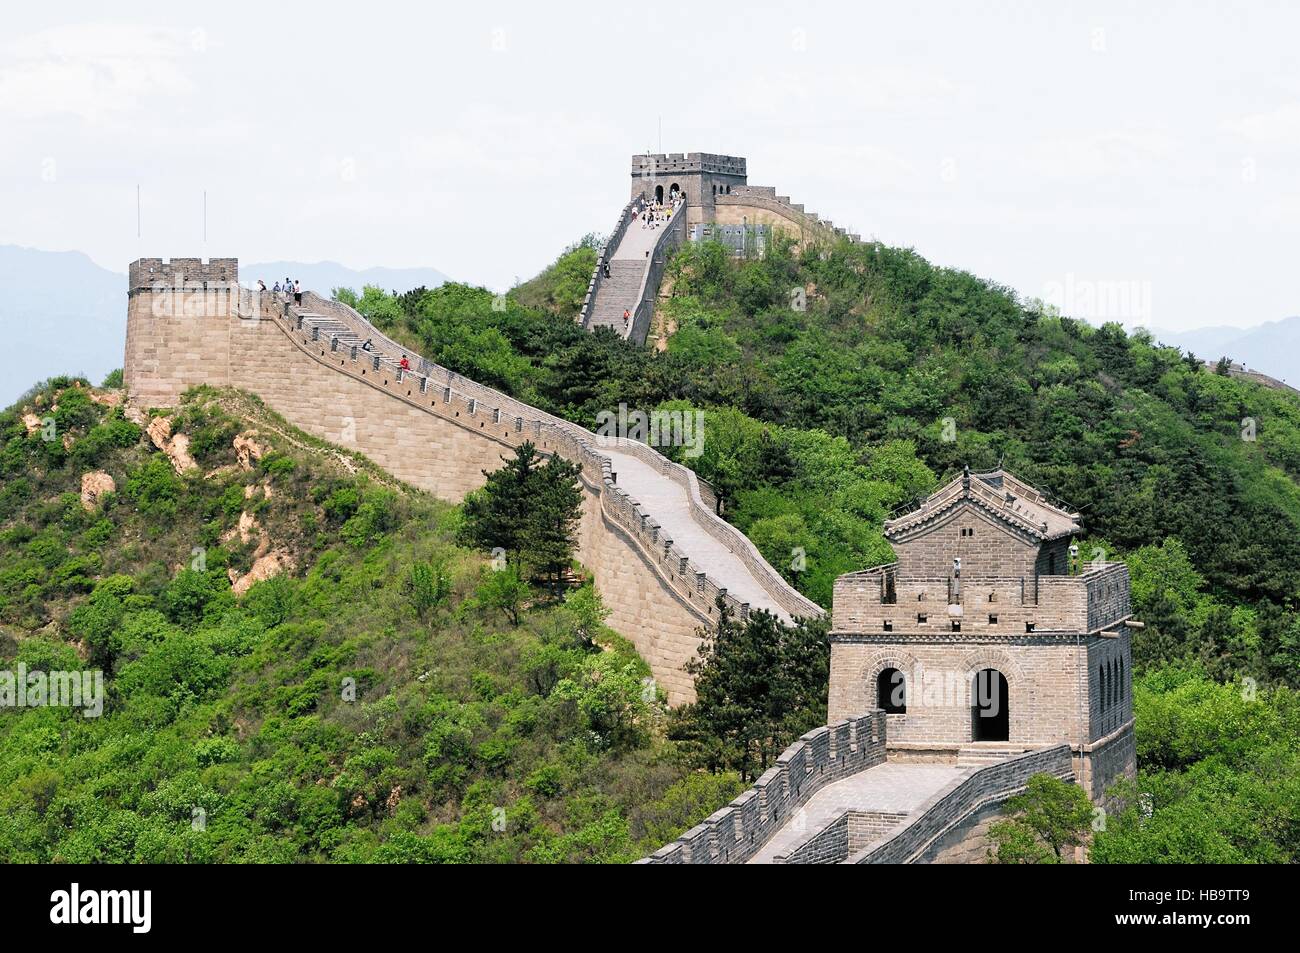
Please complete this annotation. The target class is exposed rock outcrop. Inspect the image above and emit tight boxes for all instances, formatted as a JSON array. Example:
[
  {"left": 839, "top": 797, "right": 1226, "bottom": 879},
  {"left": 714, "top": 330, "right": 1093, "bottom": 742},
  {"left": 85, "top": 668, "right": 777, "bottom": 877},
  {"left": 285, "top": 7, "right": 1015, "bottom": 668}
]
[
  {"left": 146, "top": 416, "right": 198, "bottom": 474},
  {"left": 230, "top": 549, "right": 295, "bottom": 596},
  {"left": 80, "top": 471, "right": 116, "bottom": 510},
  {"left": 233, "top": 430, "right": 266, "bottom": 470}
]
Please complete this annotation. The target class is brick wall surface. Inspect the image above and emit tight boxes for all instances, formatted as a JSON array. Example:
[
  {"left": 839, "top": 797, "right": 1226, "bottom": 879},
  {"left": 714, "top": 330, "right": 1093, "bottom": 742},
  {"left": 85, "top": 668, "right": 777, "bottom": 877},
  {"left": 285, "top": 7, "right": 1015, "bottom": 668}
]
[
  {"left": 851, "top": 745, "right": 1075, "bottom": 864},
  {"left": 638, "top": 712, "right": 888, "bottom": 864},
  {"left": 124, "top": 269, "right": 822, "bottom": 705}
]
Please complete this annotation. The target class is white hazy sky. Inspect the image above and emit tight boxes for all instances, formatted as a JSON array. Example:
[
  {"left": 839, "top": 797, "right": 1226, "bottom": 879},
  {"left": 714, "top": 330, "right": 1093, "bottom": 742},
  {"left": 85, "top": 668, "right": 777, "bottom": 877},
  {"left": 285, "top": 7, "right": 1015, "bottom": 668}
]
[{"left": 2, "top": 0, "right": 1298, "bottom": 331}]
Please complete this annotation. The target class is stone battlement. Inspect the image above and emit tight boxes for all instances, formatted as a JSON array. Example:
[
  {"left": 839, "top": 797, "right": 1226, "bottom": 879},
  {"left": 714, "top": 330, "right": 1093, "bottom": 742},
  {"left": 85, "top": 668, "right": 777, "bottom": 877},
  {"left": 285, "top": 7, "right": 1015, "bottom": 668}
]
[
  {"left": 631, "top": 153, "right": 747, "bottom": 177},
  {"left": 128, "top": 257, "right": 238, "bottom": 292},
  {"left": 638, "top": 711, "right": 888, "bottom": 864},
  {"left": 832, "top": 560, "right": 1131, "bottom": 636}
]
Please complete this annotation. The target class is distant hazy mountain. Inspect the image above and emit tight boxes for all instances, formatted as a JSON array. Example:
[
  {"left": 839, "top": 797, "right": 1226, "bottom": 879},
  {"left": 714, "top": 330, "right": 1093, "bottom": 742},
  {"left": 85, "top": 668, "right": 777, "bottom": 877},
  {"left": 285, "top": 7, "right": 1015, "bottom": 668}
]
[
  {"left": 0, "top": 247, "right": 451, "bottom": 408},
  {"left": 246, "top": 261, "right": 450, "bottom": 296},
  {"left": 0, "top": 245, "right": 124, "bottom": 408},
  {"left": 1152, "top": 317, "right": 1300, "bottom": 386}
]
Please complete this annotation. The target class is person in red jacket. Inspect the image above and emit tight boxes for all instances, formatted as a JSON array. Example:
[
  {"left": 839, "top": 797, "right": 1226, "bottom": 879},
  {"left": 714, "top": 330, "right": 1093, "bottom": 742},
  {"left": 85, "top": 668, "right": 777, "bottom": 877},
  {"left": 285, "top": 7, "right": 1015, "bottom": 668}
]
[{"left": 399, "top": 354, "right": 411, "bottom": 371}]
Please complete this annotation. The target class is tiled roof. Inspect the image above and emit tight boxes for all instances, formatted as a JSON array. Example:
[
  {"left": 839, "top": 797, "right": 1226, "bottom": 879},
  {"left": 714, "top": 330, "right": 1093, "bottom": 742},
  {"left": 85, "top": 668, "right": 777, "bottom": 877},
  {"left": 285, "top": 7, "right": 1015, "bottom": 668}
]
[{"left": 884, "top": 467, "right": 1081, "bottom": 542}]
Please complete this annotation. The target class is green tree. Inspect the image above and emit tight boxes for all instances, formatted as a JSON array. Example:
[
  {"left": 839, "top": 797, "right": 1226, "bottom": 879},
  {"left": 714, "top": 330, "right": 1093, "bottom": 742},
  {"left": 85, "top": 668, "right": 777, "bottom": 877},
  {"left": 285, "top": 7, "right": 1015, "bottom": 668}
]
[
  {"left": 673, "top": 603, "right": 829, "bottom": 781},
  {"left": 476, "top": 564, "right": 530, "bottom": 625},
  {"left": 461, "top": 442, "right": 583, "bottom": 588},
  {"left": 404, "top": 560, "right": 451, "bottom": 619},
  {"left": 987, "top": 774, "right": 1096, "bottom": 863}
]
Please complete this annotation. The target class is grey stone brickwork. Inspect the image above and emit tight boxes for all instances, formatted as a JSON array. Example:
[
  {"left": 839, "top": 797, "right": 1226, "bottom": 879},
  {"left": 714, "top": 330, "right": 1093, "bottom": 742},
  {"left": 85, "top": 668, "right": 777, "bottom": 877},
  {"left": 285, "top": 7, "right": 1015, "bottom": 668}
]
[
  {"left": 828, "top": 468, "right": 1136, "bottom": 803},
  {"left": 637, "top": 712, "right": 888, "bottom": 864},
  {"left": 630, "top": 153, "right": 747, "bottom": 225},
  {"left": 851, "top": 744, "right": 1075, "bottom": 864}
]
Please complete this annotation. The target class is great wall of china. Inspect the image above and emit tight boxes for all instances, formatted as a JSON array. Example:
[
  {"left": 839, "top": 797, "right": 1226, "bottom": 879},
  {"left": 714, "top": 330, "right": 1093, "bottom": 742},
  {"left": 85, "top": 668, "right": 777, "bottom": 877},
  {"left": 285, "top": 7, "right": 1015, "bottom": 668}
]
[{"left": 124, "top": 153, "right": 1135, "bottom": 863}]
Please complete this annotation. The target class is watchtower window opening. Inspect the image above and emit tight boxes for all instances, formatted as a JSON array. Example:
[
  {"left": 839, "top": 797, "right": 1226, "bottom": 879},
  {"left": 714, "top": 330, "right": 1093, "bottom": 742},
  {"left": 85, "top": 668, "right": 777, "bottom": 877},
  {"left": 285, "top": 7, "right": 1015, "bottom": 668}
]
[
  {"left": 951, "top": 621, "right": 961, "bottom": 632},
  {"left": 917, "top": 613, "right": 928, "bottom": 624},
  {"left": 877, "top": 668, "right": 906, "bottom": 715},
  {"left": 882, "top": 620, "right": 893, "bottom": 632},
  {"left": 988, "top": 614, "right": 998, "bottom": 625},
  {"left": 654, "top": 185, "right": 664, "bottom": 204}
]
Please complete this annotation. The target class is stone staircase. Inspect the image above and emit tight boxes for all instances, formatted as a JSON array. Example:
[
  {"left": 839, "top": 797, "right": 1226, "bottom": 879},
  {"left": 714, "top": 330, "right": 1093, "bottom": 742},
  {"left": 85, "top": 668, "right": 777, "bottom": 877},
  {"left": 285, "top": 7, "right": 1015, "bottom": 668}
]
[
  {"left": 955, "top": 744, "right": 1034, "bottom": 768},
  {"left": 580, "top": 200, "right": 685, "bottom": 343},
  {"left": 586, "top": 259, "right": 646, "bottom": 335}
]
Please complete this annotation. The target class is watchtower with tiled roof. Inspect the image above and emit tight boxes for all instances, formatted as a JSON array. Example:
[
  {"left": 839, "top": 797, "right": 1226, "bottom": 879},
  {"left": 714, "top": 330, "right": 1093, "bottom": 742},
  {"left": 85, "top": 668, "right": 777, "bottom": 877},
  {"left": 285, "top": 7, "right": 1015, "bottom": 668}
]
[{"left": 828, "top": 467, "right": 1137, "bottom": 801}]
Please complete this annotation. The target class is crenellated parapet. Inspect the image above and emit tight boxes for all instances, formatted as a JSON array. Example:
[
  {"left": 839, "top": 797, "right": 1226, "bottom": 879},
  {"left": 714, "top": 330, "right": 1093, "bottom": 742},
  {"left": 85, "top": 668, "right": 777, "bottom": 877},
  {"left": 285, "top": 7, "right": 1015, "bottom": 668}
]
[
  {"left": 638, "top": 711, "right": 887, "bottom": 864},
  {"left": 714, "top": 186, "right": 863, "bottom": 245},
  {"left": 128, "top": 257, "right": 238, "bottom": 293}
]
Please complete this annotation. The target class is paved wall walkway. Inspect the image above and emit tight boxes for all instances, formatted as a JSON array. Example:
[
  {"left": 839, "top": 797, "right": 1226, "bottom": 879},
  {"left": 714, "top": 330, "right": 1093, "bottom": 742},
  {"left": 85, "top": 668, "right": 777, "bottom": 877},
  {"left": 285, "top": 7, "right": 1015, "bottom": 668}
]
[
  {"left": 748, "top": 763, "right": 968, "bottom": 863},
  {"left": 600, "top": 443, "right": 790, "bottom": 620},
  {"left": 279, "top": 293, "right": 820, "bottom": 637},
  {"left": 586, "top": 203, "right": 682, "bottom": 338}
]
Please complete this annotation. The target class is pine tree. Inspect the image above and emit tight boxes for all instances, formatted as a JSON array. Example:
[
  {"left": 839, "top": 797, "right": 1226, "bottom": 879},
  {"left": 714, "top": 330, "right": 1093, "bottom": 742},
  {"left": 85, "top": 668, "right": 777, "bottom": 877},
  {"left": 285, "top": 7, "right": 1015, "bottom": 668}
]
[
  {"left": 461, "top": 442, "right": 584, "bottom": 590},
  {"left": 520, "top": 455, "right": 584, "bottom": 590}
]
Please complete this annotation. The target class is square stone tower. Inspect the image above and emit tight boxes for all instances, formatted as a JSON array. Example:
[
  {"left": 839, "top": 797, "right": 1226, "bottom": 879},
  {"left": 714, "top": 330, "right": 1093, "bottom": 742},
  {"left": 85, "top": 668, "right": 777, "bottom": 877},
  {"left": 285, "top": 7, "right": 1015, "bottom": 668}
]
[
  {"left": 630, "top": 153, "right": 747, "bottom": 225},
  {"left": 828, "top": 467, "right": 1136, "bottom": 800},
  {"left": 124, "top": 258, "right": 241, "bottom": 407}
]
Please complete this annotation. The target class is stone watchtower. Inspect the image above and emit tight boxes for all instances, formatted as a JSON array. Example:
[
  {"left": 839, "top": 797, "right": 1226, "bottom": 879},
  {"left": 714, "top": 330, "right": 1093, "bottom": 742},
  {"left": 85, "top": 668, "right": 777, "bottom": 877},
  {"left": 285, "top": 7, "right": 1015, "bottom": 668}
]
[
  {"left": 123, "top": 257, "right": 242, "bottom": 408},
  {"left": 828, "top": 468, "right": 1137, "bottom": 800},
  {"left": 630, "top": 153, "right": 747, "bottom": 226}
]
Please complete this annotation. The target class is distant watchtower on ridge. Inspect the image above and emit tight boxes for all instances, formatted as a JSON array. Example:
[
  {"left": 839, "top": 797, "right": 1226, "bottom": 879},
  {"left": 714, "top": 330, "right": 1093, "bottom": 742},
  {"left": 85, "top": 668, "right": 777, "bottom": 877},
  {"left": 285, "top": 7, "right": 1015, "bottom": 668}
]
[{"left": 630, "top": 153, "right": 747, "bottom": 226}]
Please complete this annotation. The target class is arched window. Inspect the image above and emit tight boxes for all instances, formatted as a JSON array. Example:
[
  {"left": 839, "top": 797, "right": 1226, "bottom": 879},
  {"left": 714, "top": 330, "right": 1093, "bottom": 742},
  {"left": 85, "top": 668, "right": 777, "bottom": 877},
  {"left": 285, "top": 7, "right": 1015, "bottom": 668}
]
[
  {"left": 971, "top": 669, "right": 1009, "bottom": 741},
  {"left": 1109, "top": 660, "right": 1118, "bottom": 708},
  {"left": 1118, "top": 659, "right": 1125, "bottom": 705},
  {"left": 1099, "top": 664, "right": 1107, "bottom": 711},
  {"left": 877, "top": 668, "right": 906, "bottom": 714}
]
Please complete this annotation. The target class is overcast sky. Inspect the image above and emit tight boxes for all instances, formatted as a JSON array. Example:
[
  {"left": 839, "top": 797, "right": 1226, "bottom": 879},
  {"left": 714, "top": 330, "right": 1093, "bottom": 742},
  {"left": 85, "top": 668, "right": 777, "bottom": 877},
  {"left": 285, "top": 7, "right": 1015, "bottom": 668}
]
[{"left": 2, "top": 0, "right": 1297, "bottom": 331}]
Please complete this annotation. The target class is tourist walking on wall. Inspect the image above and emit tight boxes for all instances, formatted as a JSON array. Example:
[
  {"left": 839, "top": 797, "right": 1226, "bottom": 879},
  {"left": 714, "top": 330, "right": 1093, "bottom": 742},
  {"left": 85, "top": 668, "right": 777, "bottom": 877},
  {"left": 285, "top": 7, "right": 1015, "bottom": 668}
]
[
  {"left": 622, "top": 308, "right": 630, "bottom": 332},
  {"left": 293, "top": 279, "right": 302, "bottom": 305},
  {"left": 399, "top": 354, "right": 411, "bottom": 371},
  {"left": 257, "top": 279, "right": 267, "bottom": 293}
]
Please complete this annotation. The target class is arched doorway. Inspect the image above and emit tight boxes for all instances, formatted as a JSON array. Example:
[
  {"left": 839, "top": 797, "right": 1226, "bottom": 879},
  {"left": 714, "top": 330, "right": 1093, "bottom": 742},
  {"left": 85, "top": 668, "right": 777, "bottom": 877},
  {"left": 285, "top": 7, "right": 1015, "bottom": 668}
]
[
  {"left": 876, "top": 668, "right": 906, "bottom": 714},
  {"left": 971, "top": 669, "right": 1009, "bottom": 741},
  {"left": 654, "top": 185, "right": 664, "bottom": 204},
  {"left": 669, "top": 182, "right": 681, "bottom": 202}
]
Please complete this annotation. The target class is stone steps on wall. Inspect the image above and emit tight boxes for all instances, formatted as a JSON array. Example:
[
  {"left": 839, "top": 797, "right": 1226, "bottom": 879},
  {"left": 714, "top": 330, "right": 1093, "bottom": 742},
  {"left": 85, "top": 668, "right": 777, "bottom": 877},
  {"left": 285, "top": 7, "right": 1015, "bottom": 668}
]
[
  {"left": 587, "top": 260, "right": 649, "bottom": 334},
  {"left": 955, "top": 744, "right": 1035, "bottom": 768}
]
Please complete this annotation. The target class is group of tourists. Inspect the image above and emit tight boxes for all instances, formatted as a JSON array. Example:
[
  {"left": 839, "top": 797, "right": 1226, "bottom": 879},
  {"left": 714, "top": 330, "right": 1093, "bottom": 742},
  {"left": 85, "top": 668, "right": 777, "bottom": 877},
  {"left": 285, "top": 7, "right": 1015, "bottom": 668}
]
[
  {"left": 638, "top": 196, "right": 682, "bottom": 230},
  {"left": 256, "top": 277, "right": 303, "bottom": 305}
]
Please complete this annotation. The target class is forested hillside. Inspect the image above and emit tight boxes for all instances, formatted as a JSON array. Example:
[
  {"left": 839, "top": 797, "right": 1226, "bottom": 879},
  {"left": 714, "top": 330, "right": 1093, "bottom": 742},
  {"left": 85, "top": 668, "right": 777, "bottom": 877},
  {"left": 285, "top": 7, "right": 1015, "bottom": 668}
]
[
  {"left": 0, "top": 382, "right": 742, "bottom": 862},
  {"left": 5, "top": 227, "right": 1299, "bottom": 864},
  {"left": 333, "top": 234, "right": 1300, "bottom": 863},
  {"left": 348, "top": 236, "right": 1300, "bottom": 688}
]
